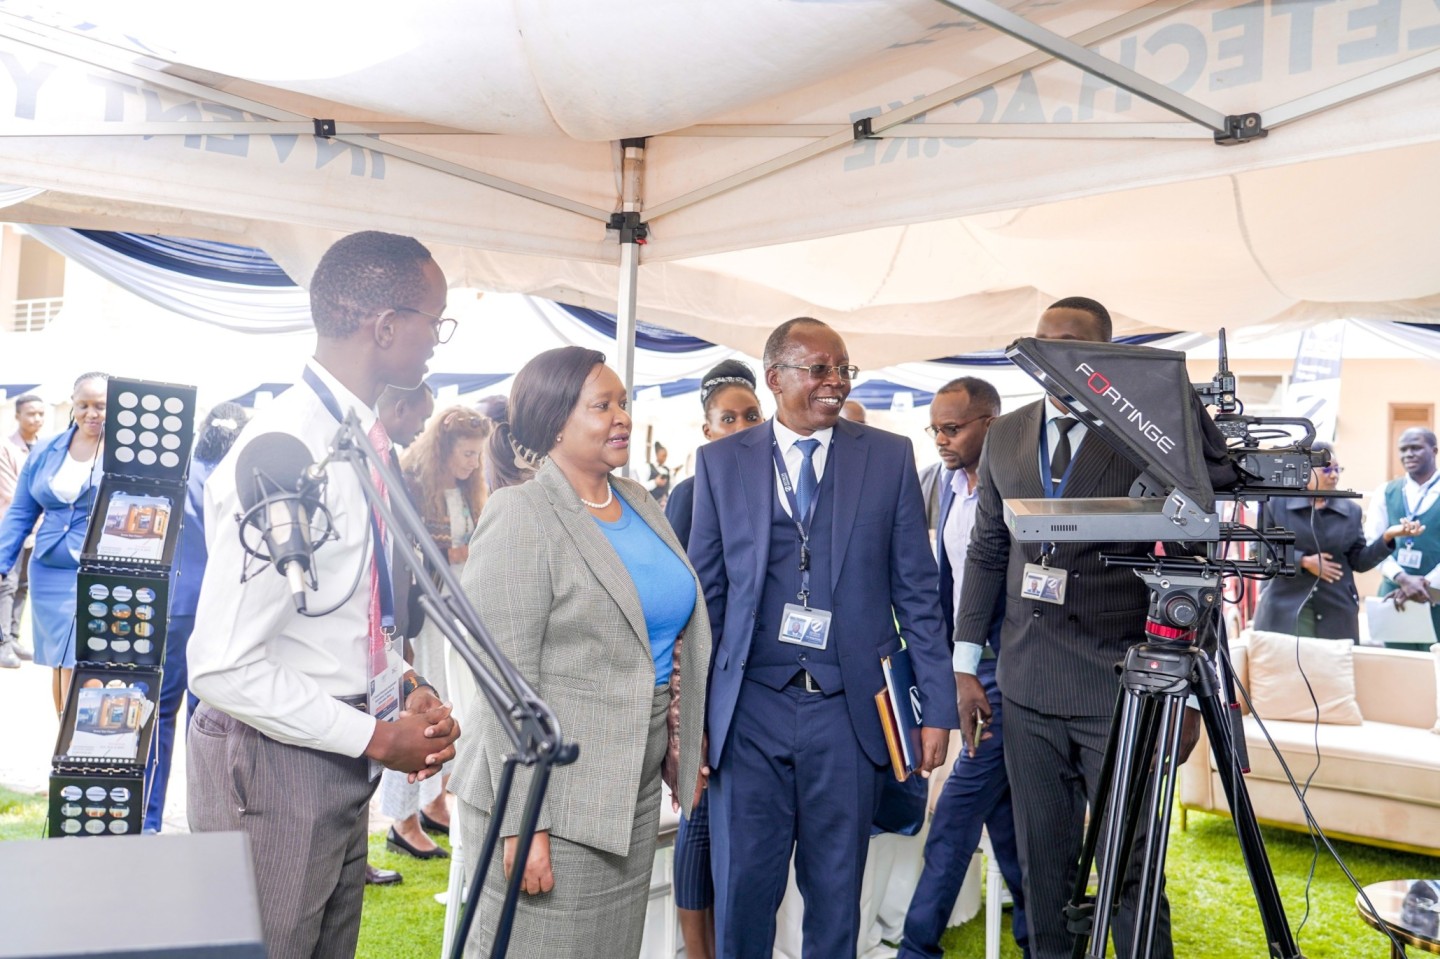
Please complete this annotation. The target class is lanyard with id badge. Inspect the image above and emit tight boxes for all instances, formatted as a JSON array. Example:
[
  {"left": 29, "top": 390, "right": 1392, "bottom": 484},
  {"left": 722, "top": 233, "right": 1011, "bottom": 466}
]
[
  {"left": 1397, "top": 475, "right": 1440, "bottom": 570},
  {"left": 303, "top": 367, "right": 405, "bottom": 779},
  {"left": 771, "top": 442, "right": 833, "bottom": 652},
  {"left": 1020, "top": 419, "right": 1078, "bottom": 606}
]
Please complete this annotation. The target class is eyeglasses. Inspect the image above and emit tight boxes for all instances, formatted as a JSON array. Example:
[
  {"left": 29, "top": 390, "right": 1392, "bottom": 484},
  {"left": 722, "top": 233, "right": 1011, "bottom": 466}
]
[
  {"left": 1317, "top": 465, "right": 1344, "bottom": 475},
  {"left": 394, "top": 306, "right": 458, "bottom": 345},
  {"left": 772, "top": 363, "right": 859, "bottom": 381},
  {"left": 925, "top": 416, "right": 992, "bottom": 439}
]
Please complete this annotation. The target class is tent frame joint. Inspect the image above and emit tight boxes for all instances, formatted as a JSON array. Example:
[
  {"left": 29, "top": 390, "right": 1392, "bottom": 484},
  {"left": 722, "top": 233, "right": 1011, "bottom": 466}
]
[
  {"left": 608, "top": 211, "right": 648, "bottom": 245},
  {"left": 312, "top": 118, "right": 337, "bottom": 139},
  {"left": 1214, "top": 113, "right": 1267, "bottom": 146},
  {"left": 853, "top": 116, "right": 876, "bottom": 141}
]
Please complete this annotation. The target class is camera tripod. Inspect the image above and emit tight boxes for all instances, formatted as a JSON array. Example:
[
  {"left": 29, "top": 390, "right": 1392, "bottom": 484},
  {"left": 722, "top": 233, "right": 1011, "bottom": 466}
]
[{"left": 1066, "top": 562, "right": 1303, "bottom": 959}]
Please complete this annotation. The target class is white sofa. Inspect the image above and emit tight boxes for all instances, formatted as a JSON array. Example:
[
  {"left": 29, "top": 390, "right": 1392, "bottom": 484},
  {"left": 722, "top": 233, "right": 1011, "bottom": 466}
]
[{"left": 1180, "top": 637, "right": 1440, "bottom": 857}]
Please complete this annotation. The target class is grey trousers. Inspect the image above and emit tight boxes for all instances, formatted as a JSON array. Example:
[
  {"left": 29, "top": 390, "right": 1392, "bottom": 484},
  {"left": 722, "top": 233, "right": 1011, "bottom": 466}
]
[
  {"left": 187, "top": 703, "right": 378, "bottom": 959},
  {"left": 0, "top": 545, "right": 30, "bottom": 639},
  {"left": 460, "top": 686, "right": 669, "bottom": 959}
]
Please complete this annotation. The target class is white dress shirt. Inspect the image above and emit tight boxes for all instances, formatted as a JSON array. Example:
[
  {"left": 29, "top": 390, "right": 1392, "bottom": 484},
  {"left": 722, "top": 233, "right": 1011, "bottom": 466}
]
[
  {"left": 1364, "top": 473, "right": 1440, "bottom": 584},
  {"left": 771, "top": 417, "right": 833, "bottom": 517},
  {"left": 188, "top": 359, "right": 380, "bottom": 757},
  {"left": 944, "top": 467, "right": 981, "bottom": 671}
]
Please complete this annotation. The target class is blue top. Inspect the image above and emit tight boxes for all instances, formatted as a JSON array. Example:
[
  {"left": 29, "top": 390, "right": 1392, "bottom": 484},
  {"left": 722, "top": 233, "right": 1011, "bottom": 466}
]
[{"left": 593, "top": 495, "right": 696, "bottom": 685}]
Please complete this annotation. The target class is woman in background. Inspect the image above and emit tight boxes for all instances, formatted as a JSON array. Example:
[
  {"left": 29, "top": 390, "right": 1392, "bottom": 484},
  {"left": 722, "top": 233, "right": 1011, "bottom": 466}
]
[
  {"left": 477, "top": 393, "right": 538, "bottom": 494},
  {"left": 662, "top": 358, "right": 763, "bottom": 959},
  {"left": 380, "top": 405, "right": 491, "bottom": 858},
  {"left": 0, "top": 371, "right": 107, "bottom": 714},
  {"left": 453, "top": 347, "right": 708, "bottom": 959},
  {"left": 1252, "top": 441, "right": 1419, "bottom": 639},
  {"left": 143, "top": 401, "right": 248, "bottom": 832}
]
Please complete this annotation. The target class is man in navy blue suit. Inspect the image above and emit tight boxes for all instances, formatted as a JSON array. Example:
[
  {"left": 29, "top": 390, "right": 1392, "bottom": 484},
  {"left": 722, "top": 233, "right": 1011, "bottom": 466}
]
[
  {"left": 689, "top": 317, "right": 958, "bottom": 959},
  {"left": 899, "top": 377, "right": 1029, "bottom": 959}
]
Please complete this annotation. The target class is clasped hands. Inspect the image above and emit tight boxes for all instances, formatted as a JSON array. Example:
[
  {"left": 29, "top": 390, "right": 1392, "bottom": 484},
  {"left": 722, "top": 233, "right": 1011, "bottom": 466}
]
[{"left": 363, "top": 686, "right": 460, "bottom": 783}]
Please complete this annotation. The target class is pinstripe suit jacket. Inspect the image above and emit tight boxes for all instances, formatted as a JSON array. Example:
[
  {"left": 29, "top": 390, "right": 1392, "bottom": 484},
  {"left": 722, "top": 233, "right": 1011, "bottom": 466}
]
[
  {"left": 953, "top": 400, "right": 1156, "bottom": 719},
  {"left": 450, "top": 461, "right": 709, "bottom": 857}
]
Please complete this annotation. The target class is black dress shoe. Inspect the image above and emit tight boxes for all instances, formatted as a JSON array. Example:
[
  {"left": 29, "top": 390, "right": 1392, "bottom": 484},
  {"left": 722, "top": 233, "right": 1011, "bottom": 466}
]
[
  {"left": 387, "top": 825, "right": 449, "bottom": 860},
  {"left": 365, "top": 863, "right": 403, "bottom": 885},
  {"left": 419, "top": 810, "right": 451, "bottom": 836}
]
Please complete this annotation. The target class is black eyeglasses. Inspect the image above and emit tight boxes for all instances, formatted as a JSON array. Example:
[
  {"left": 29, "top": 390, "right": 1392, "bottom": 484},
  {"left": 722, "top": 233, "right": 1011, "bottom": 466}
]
[
  {"left": 925, "top": 416, "right": 991, "bottom": 439},
  {"left": 394, "top": 306, "right": 458, "bottom": 345},
  {"left": 772, "top": 363, "right": 859, "bottom": 381}
]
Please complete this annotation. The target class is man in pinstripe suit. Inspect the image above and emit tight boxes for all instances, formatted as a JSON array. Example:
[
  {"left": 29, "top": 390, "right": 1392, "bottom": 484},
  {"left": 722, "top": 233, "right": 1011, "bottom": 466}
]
[{"left": 952, "top": 297, "right": 1198, "bottom": 959}]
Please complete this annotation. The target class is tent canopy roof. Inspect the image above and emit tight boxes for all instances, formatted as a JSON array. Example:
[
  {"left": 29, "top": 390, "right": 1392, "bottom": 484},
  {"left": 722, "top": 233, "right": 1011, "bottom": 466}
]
[{"left": 0, "top": 0, "right": 1437, "bottom": 364}]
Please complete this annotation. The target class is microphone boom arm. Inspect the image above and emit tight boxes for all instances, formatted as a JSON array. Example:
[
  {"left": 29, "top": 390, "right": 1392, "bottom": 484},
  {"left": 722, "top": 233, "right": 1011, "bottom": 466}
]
[{"left": 324, "top": 411, "right": 575, "bottom": 959}]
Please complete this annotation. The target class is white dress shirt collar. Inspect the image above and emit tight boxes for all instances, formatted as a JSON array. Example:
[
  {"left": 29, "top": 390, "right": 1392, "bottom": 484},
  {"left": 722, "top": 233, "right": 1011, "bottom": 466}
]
[
  {"left": 772, "top": 417, "right": 834, "bottom": 478},
  {"left": 304, "top": 358, "right": 379, "bottom": 433}
]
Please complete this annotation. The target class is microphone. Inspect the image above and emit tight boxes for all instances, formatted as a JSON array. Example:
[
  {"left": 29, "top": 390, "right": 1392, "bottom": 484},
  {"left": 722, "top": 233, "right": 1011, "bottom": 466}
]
[{"left": 235, "top": 433, "right": 328, "bottom": 612}]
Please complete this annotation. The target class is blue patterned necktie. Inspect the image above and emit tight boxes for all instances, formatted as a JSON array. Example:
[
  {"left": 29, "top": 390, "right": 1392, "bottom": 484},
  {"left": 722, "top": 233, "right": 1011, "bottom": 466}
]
[{"left": 795, "top": 438, "right": 820, "bottom": 519}]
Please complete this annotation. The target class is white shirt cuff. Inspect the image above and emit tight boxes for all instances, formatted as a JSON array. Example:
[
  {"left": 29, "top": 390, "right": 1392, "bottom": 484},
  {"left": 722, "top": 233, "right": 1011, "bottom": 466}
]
[
  {"left": 1380, "top": 557, "right": 1404, "bottom": 582},
  {"left": 953, "top": 642, "right": 984, "bottom": 674}
]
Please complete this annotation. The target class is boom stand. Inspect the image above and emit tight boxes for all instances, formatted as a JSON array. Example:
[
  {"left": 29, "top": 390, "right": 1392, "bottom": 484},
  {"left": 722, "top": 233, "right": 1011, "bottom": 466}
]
[
  {"left": 320, "top": 412, "right": 578, "bottom": 959},
  {"left": 1066, "top": 561, "right": 1302, "bottom": 959}
]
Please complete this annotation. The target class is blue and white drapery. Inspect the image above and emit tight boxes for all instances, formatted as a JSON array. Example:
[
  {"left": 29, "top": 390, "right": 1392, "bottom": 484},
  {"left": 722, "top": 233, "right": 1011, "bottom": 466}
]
[
  {"left": 22, "top": 226, "right": 313, "bottom": 332},
  {"left": 24, "top": 226, "right": 1433, "bottom": 410}
]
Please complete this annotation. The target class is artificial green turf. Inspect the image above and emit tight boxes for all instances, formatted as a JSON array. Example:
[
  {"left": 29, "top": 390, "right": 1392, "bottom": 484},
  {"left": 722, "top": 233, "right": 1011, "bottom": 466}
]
[
  {"left": 940, "top": 809, "right": 1439, "bottom": 958},
  {"left": 1, "top": 784, "right": 1434, "bottom": 958},
  {"left": 0, "top": 786, "right": 46, "bottom": 842},
  {"left": 359, "top": 830, "right": 455, "bottom": 959}
]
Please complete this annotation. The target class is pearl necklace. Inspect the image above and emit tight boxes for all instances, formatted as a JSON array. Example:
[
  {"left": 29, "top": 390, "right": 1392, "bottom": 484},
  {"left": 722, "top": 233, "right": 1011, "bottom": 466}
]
[{"left": 579, "top": 483, "right": 614, "bottom": 510}]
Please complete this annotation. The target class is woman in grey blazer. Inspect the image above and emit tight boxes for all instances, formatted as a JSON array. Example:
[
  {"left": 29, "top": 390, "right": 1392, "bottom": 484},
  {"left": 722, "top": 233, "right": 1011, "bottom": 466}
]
[{"left": 453, "top": 346, "right": 709, "bottom": 959}]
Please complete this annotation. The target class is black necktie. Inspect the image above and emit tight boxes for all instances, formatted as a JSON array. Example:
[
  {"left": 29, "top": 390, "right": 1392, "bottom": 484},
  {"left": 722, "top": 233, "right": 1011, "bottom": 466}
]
[{"left": 1051, "top": 417, "right": 1077, "bottom": 488}]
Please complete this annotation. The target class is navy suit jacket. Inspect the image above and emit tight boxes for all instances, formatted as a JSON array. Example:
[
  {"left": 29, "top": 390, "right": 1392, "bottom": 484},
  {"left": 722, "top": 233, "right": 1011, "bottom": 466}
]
[
  {"left": 689, "top": 418, "right": 959, "bottom": 770},
  {"left": 0, "top": 426, "right": 99, "bottom": 575}
]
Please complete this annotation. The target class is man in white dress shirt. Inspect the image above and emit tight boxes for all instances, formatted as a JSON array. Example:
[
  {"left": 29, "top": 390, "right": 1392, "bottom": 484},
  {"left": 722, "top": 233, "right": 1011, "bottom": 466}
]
[{"left": 187, "top": 231, "right": 460, "bottom": 959}]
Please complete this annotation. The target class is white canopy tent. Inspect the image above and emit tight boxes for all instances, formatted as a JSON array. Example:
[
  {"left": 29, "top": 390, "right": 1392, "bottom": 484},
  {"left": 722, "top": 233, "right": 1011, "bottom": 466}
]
[{"left": 0, "top": 0, "right": 1436, "bottom": 373}]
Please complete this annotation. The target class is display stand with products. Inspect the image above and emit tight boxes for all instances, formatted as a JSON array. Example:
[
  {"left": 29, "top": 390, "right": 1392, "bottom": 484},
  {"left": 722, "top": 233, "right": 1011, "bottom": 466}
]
[{"left": 47, "top": 378, "right": 196, "bottom": 839}]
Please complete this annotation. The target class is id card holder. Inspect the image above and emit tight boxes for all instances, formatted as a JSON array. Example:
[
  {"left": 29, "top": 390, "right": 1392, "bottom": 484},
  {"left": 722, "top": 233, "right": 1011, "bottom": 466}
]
[
  {"left": 1021, "top": 562, "right": 1068, "bottom": 606},
  {"left": 1397, "top": 547, "right": 1424, "bottom": 569},
  {"left": 367, "top": 646, "right": 404, "bottom": 781},
  {"left": 778, "top": 603, "right": 832, "bottom": 651}
]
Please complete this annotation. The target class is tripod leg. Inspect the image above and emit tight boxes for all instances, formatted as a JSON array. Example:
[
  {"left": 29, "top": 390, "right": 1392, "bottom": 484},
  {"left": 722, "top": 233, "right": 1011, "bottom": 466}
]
[
  {"left": 1069, "top": 689, "right": 1127, "bottom": 959},
  {"left": 1193, "top": 663, "right": 1302, "bottom": 959},
  {"left": 1083, "top": 685, "right": 1161, "bottom": 959},
  {"left": 1126, "top": 692, "right": 1187, "bottom": 959}
]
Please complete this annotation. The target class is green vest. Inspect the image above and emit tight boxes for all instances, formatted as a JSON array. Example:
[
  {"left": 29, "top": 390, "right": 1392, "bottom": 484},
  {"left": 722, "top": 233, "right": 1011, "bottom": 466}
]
[{"left": 1379, "top": 476, "right": 1440, "bottom": 605}]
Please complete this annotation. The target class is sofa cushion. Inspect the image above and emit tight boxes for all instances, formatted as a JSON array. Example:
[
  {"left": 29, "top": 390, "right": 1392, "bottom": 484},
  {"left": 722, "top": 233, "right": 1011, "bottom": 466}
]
[
  {"left": 1432, "top": 643, "right": 1440, "bottom": 734},
  {"left": 1246, "top": 630, "right": 1362, "bottom": 725},
  {"left": 1211, "top": 717, "right": 1440, "bottom": 808}
]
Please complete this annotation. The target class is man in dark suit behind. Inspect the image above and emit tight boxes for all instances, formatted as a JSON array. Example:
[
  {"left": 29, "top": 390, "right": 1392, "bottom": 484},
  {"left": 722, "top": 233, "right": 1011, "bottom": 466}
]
[
  {"left": 953, "top": 297, "right": 1197, "bottom": 959},
  {"left": 689, "top": 317, "right": 958, "bottom": 959}
]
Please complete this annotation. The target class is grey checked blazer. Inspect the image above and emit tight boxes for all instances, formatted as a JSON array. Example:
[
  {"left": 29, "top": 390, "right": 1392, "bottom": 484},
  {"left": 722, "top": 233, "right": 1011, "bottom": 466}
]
[{"left": 450, "top": 461, "right": 709, "bottom": 856}]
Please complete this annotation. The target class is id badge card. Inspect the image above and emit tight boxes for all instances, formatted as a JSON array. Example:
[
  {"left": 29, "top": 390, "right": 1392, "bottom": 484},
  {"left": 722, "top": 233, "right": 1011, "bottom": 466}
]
[
  {"left": 778, "top": 603, "right": 832, "bottom": 650},
  {"left": 1021, "top": 562, "right": 1068, "bottom": 606},
  {"left": 1397, "top": 547, "right": 1424, "bottom": 569},
  {"left": 366, "top": 647, "right": 404, "bottom": 780}
]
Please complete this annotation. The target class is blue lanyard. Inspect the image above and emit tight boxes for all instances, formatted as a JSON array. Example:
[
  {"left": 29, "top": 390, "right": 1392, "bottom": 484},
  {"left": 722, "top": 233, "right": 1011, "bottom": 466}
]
[
  {"left": 771, "top": 439, "right": 821, "bottom": 606},
  {"left": 302, "top": 367, "right": 394, "bottom": 631},
  {"left": 1037, "top": 418, "right": 1081, "bottom": 499},
  {"left": 1401, "top": 473, "right": 1440, "bottom": 549}
]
